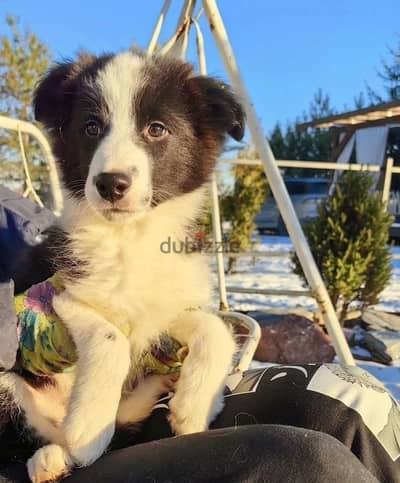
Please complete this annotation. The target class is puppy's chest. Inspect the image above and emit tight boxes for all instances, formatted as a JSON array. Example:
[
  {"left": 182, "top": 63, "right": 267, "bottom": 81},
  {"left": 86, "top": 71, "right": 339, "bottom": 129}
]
[
  {"left": 85, "top": 238, "right": 181, "bottom": 293},
  {"left": 70, "top": 234, "right": 208, "bottom": 329}
]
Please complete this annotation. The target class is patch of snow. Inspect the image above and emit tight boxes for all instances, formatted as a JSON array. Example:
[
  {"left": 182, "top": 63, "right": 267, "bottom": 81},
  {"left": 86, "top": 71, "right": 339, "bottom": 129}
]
[
  {"left": 222, "top": 235, "right": 400, "bottom": 314},
  {"left": 358, "top": 361, "right": 400, "bottom": 401},
  {"left": 351, "top": 346, "right": 373, "bottom": 358}
]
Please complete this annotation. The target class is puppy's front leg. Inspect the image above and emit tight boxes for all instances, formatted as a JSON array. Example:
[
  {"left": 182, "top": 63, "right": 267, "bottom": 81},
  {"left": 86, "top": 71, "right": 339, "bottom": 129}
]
[
  {"left": 53, "top": 292, "right": 130, "bottom": 466},
  {"left": 168, "top": 311, "right": 236, "bottom": 435}
]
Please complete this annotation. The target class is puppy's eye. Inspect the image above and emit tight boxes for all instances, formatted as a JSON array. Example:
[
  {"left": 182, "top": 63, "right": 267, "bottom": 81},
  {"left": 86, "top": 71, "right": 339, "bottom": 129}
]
[
  {"left": 85, "top": 119, "right": 102, "bottom": 138},
  {"left": 146, "top": 122, "right": 168, "bottom": 139}
]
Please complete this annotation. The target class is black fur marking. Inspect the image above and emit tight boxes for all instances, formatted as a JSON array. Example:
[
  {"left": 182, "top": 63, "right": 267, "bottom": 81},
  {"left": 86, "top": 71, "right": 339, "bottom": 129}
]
[
  {"left": 11, "top": 226, "right": 87, "bottom": 293},
  {"left": 137, "top": 56, "right": 245, "bottom": 205},
  {"left": 44, "top": 227, "right": 88, "bottom": 283},
  {"left": 0, "top": 384, "right": 42, "bottom": 463},
  {"left": 34, "top": 53, "right": 113, "bottom": 198}
]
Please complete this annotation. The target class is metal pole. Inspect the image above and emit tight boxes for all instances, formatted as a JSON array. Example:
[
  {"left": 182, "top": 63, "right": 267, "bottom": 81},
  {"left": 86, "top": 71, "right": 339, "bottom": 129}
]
[
  {"left": 147, "top": 0, "right": 172, "bottom": 56},
  {"left": 210, "top": 173, "right": 229, "bottom": 310},
  {"left": 202, "top": 0, "right": 354, "bottom": 365},
  {"left": 193, "top": 15, "right": 229, "bottom": 310},
  {"left": 382, "top": 157, "right": 394, "bottom": 204},
  {"left": 170, "top": 0, "right": 196, "bottom": 59}
]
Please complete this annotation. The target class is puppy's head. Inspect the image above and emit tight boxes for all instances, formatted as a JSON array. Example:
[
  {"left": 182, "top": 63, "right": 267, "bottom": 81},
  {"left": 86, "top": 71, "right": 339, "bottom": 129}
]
[{"left": 34, "top": 51, "right": 244, "bottom": 222}]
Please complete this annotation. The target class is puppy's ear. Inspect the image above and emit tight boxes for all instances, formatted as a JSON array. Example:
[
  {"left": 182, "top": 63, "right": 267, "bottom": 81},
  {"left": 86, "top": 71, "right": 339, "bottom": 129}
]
[
  {"left": 186, "top": 76, "right": 245, "bottom": 141},
  {"left": 34, "top": 53, "right": 96, "bottom": 128}
]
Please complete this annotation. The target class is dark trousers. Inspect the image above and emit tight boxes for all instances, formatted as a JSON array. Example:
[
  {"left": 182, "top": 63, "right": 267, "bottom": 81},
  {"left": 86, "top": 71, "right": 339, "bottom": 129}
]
[{"left": 1, "top": 365, "right": 398, "bottom": 483}]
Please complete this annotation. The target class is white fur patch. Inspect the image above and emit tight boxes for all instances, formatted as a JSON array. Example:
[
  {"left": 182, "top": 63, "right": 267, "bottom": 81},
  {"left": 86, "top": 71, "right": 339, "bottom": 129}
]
[
  {"left": 85, "top": 53, "right": 151, "bottom": 218},
  {"left": 63, "top": 186, "right": 213, "bottom": 353}
]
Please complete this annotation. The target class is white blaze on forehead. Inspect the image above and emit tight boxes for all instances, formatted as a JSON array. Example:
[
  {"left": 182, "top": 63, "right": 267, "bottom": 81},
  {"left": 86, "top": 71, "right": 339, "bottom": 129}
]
[
  {"left": 96, "top": 52, "right": 145, "bottom": 135},
  {"left": 85, "top": 52, "right": 152, "bottom": 211},
  {"left": 90, "top": 52, "right": 149, "bottom": 174}
]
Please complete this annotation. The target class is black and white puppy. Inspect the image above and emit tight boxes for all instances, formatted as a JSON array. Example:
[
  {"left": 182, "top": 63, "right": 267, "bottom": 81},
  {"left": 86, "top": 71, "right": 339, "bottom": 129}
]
[{"left": 2, "top": 51, "right": 244, "bottom": 482}]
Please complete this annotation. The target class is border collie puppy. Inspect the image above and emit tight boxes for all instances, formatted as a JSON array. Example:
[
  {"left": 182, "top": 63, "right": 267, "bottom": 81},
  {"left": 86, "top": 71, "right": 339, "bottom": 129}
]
[{"left": 1, "top": 51, "right": 244, "bottom": 482}]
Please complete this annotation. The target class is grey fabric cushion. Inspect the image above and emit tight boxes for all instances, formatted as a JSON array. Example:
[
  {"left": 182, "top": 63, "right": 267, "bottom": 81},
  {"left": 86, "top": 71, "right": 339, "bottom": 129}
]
[
  {"left": 0, "top": 280, "right": 18, "bottom": 370},
  {"left": 0, "top": 185, "right": 55, "bottom": 369},
  {"left": 0, "top": 186, "right": 55, "bottom": 280}
]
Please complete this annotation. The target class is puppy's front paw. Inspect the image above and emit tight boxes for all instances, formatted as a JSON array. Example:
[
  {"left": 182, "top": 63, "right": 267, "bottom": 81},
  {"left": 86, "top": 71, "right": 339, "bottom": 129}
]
[
  {"left": 27, "top": 444, "right": 72, "bottom": 483},
  {"left": 168, "top": 393, "right": 208, "bottom": 435}
]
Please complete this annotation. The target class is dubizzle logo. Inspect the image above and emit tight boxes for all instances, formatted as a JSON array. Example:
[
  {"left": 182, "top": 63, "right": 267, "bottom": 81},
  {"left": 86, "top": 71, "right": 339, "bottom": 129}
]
[{"left": 160, "top": 231, "right": 239, "bottom": 254}]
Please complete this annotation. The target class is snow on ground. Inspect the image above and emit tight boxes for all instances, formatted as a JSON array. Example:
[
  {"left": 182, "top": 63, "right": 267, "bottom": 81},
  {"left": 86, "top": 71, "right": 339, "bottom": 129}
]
[
  {"left": 225, "top": 235, "right": 317, "bottom": 312},
  {"left": 359, "top": 361, "right": 400, "bottom": 400},
  {"left": 218, "top": 235, "right": 400, "bottom": 399},
  {"left": 224, "top": 235, "right": 400, "bottom": 313}
]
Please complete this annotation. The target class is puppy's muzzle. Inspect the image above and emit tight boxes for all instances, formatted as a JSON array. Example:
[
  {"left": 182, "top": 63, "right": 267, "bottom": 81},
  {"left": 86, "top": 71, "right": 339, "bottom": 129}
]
[{"left": 94, "top": 172, "right": 132, "bottom": 203}]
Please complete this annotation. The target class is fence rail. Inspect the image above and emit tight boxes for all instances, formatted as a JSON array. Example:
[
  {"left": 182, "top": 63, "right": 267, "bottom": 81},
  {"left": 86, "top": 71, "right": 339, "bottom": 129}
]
[
  {"left": 224, "top": 156, "right": 400, "bottom": 215},
  {"left": 222, "top": 156, "right": 400, "bottom": 297},
  {"left": 225, "top": 158, "right": 382, "bottom": 171}
]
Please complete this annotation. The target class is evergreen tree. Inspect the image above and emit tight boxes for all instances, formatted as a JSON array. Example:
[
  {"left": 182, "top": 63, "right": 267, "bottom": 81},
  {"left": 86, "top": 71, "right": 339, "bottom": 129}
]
[
  {"left": 269, "top": 89, "right": 335, "bottom": 177},
  {"left": 227, "top": 150, "right": 268, "bottom": 272},
  {"left": 0, "top": 16, "right": 51, "bottom": 192},
  {"left": 367, "top": 37, "right": 400, "bottom": 103},
  {"left": 292, "top": 172, "right": 393, "bottom": 323}
]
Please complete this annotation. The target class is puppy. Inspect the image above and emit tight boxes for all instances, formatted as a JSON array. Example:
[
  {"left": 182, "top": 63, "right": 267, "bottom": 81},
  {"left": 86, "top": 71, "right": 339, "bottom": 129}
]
[{"left": 2, "top": 51, "right": 244, "bottom": 482}]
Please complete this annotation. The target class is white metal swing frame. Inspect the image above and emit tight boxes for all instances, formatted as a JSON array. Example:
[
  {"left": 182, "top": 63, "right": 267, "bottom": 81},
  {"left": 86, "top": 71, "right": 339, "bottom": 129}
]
[
  {"left": 148, "top": 0, "right": 355, "bottom": 366},
  {"left": 0, "top": 115, "right": 63, "bottom": 215}
]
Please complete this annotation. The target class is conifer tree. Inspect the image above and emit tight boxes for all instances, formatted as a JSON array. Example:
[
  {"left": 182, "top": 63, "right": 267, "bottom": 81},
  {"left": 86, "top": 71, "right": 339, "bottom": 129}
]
[
  {"left": 0, "top": 16, "right": 51, "bottom": 191},
  {"left": 367, "top": 38, "right": 400, "bottom": 103},
  {"left": 292, "top": 172, "right": 393, "bottom": 322},
  {"left": 227, "top": 150, "right": 268, "bottom": 272}
]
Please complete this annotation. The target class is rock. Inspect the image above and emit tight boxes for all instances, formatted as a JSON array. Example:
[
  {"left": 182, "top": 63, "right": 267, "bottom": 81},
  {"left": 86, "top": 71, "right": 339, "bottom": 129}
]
[
  {"left": 351, "top": 345, "right": 375, "bottom": 362},
  {"left": 362, "top": 309, "right": 400, "bottom": 332},
  {"left": 359, "top": 329, "right": 400, "bottom": 365},
  {"left": 252, "top": 314, "right": 335, "bottom": 364}
]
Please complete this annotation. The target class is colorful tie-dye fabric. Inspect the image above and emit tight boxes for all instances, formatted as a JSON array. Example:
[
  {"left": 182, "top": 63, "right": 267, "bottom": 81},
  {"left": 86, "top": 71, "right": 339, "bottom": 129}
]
[
  {"left": 14, "top": 276, "right": 187, "bottom": 376},
  {"left": 14, "top": 275, "right": 77, "bottom": 375}
]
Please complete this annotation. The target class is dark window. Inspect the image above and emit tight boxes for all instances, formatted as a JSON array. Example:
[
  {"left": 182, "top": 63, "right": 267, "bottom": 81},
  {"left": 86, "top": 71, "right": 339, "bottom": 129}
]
[
  {"left": 285, "top": 180, "right": 329, "bottom": 196},
  {"left": 387, "top": 127, "right": 400, "bottom": 190}
]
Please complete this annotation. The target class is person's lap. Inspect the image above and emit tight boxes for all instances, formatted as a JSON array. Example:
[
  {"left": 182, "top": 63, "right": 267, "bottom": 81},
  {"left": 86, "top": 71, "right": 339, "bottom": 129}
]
[
  {"left": 0, "top": 426, "right": 379, "bottom": 483},
  {"left": 114, "top": 364, "right": 400, "bottom": 482},
  {"left": 0, "top": 363, "right": 398, "bottom": 482}
]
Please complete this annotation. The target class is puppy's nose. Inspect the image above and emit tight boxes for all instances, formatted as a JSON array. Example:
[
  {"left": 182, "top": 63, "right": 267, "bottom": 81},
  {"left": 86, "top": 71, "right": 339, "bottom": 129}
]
[{"left": 95, "top": 172, "right": 132, "bottom": 202}]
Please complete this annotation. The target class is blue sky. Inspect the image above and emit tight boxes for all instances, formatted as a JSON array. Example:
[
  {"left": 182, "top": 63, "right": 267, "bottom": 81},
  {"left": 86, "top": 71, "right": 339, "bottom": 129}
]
[{"left": 1, "top": 0, "right": 400, "bottom": 135}]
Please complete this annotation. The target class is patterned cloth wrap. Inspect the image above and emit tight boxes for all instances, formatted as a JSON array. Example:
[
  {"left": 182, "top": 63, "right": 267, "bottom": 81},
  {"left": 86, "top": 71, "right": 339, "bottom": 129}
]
[{"left": 14, "top": 276, "right": 188, "bottom": 376}]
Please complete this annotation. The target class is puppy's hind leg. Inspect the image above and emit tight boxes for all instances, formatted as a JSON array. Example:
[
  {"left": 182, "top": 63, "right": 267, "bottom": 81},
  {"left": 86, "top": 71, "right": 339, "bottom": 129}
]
[
  {"left": 117, "top": 374, "right": 177, "bottom": 425},
  {"left": 0, "top": 372, "right": 72, "bottom": 482}
]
